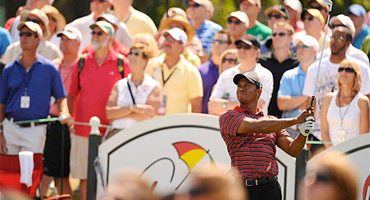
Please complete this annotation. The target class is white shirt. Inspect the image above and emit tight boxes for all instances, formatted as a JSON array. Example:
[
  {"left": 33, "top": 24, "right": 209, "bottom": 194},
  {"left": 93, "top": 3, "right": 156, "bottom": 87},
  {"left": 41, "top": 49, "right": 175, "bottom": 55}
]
[
  {"left": 321, "top": 44, "right": 370, "bottom": 66},
  {"left": 112, "top": 74, "right": 160, "bottom": 129},
  {"left": 210, "top": 63, "right": 274, "bottom": 114},
  {"left": 302, "top": 57, "right": 370, "bottom": 139}
]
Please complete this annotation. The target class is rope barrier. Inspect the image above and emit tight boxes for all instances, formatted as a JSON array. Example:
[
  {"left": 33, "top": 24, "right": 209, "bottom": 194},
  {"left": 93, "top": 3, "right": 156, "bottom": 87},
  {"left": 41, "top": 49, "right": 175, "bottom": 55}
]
[{"left": 306, "top": 141, "right": 333, "bottom": 144}]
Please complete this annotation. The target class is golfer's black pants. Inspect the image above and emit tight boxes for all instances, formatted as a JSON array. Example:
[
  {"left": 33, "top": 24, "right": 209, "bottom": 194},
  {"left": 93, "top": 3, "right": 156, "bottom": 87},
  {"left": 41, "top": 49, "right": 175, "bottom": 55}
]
[{"left": 244, "top": 178, "right": 282, "bottom": 200}]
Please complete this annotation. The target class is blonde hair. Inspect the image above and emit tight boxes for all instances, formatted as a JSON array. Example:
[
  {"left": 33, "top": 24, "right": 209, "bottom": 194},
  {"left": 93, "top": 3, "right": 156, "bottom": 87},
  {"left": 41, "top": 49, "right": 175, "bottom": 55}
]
[
  {"left": 219, "top": 49, "right": 238, "bottom": 74},
  {"left": 273, "top": 21, "right": 294, "bottom": 35},
  {"left": 337, "top": 59, "right": 362, "bottom": 93},
  {"left": 133, "top": 33, "right": 159, "bottom": 58}
]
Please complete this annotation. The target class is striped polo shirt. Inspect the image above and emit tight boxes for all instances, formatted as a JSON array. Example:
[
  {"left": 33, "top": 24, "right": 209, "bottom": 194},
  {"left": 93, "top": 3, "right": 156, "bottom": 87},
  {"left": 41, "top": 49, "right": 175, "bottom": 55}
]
[{"left": 219, "top": 106, "right": 290, "bottom": 179}]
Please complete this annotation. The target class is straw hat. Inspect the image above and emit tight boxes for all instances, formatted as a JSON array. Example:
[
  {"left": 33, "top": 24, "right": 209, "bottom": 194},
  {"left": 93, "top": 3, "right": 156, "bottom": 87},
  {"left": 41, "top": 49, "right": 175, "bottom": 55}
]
[
  {"left": 160, "top": 15, "right": 195, "bottom": 44},
  {"left": 42, "top": 5, "right": 66, "bottom": 33},
  {"left": 20, "top": 9, "right": 51, "bottom": 39}
]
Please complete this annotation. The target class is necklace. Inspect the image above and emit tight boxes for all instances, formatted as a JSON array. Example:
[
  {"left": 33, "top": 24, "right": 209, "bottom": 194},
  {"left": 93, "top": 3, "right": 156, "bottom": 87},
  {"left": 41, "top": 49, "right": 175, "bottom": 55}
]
[{"left": 338, "top": 91, "right": 354, "bottom": 127}]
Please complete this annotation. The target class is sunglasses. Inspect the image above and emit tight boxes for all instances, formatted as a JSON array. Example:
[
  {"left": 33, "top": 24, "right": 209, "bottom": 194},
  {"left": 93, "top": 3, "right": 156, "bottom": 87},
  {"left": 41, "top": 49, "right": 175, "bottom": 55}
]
[
  {"left": 189, "top": 186, "right": 209, "bottom": 197},
  {"left": 329, "top": 24, "right": 346, "bottom": 29},
  {"left": 268, "top": 14, "right": 283, "bottom": 19},
  {"left": 236, "top": 43, "right": 252, "bottom": 50},
  {"left": 338, "top": 67, "right": 355, "bottom": 73},
  {"left": 222, "top": 58, "right": 238, "bottom": 64},
  {"left": 212, "top": 39, "right": 228, "bottom": 44},
  {"left": 26, "top": 18, "right": 42, "bottom": 24},
  {"left": 91, "top": 31, "right": 104, "bottom": 36},
  {"left": 187, "top": 3, "right": 201, "bottom": 8},
  {"left": 19, "top": 31, "right": 35, "bottom": 37},
  {"left": 309, "top": 6, "right": 323, "bottom": 11},
  {"left": 48, "top": 16, "right": 57, "bottom": 22},
  {"left": 302, "top": 16, "right": 314, "bottom": 21},
  {"left": 164, "top": 36, "right": 178, "bottom": 43},
  {"left": 128, "top": 52, "right": 142, "bottom": 56},
  {"left": 296, "top": 44, "right": 309, "bottom": 49},
  {"left": 272, "top": 32, "right": 287, "bottom": 37},
  {"left": 227, "top": 19, "right": 242, "bottom": 25}
]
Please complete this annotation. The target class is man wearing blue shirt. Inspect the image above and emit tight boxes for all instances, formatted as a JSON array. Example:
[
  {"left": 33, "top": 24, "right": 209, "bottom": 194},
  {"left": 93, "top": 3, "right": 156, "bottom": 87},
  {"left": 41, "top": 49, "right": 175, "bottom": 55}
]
[
  {"left": 0, "top": 26, "right": 11, "bottom": 59},
  {"left": 0, "top": 21, "right": 70, "bottom": 155},
  {"left": 277, "top": 35, "right": 318, "bottom": 137},
  {"left": 348, "top": 4, "right": 370, "bottom": 49}
]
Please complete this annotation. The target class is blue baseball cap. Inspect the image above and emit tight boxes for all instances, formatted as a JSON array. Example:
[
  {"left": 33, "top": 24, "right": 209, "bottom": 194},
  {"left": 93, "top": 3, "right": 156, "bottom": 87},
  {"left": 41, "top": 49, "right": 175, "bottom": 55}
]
[{"left": 348, "top": 4, "right": 366, "bottom": 16}]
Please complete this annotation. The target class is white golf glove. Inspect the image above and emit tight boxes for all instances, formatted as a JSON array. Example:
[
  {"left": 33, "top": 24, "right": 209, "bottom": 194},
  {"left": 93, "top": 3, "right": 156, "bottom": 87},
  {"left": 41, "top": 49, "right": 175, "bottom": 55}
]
[{"left": 300, "top": 116, "right": 314, "bottom": 137}]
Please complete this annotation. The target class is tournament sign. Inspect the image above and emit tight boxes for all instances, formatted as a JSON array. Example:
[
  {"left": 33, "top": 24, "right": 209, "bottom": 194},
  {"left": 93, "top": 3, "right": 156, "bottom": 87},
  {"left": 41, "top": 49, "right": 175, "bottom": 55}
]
[{"left": 97, "top": 114, "right": 297, "bottom": 199}]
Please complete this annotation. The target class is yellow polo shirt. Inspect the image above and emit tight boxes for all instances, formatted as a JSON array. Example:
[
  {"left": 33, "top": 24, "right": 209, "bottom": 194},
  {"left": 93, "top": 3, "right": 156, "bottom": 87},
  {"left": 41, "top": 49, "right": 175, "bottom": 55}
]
[
  {"left": 146, "top": 54, "right": 203, "bottom": 114},
  {"left": 123, "top": 7, "right": 158, "bottom": 37}
]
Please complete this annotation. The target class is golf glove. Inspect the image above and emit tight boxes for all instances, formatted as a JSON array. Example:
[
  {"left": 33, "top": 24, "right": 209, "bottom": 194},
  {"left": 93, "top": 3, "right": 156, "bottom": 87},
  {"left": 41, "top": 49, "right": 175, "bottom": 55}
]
[{"left": 300, "top": 116, "right": 314, "bottom": 137}]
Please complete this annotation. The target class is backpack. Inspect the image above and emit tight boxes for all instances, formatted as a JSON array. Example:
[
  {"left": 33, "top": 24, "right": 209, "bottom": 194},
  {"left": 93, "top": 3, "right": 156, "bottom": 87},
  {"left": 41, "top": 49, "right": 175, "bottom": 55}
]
[{"left": 78, "top": 53, "right": 125, "bottom": 89}]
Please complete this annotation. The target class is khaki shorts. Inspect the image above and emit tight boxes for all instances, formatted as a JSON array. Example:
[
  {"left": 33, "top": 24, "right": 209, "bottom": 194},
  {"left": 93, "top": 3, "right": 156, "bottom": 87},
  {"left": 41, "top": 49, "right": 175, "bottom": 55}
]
[{"left": 70, "top": 133, "right": 89, "bottom": 179}]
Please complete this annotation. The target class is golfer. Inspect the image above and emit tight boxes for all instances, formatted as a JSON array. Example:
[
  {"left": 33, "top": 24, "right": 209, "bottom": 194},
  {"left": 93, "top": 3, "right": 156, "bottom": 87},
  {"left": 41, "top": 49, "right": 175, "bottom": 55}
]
[{"left": 219, "top": 73, "right": 314, "bottom": 200}]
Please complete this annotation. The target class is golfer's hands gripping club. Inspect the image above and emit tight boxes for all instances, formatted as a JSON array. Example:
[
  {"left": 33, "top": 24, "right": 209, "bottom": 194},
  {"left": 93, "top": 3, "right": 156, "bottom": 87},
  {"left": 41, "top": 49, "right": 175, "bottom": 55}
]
[{"left": 300, "top": 116, "right": 315, "bottom": 137}]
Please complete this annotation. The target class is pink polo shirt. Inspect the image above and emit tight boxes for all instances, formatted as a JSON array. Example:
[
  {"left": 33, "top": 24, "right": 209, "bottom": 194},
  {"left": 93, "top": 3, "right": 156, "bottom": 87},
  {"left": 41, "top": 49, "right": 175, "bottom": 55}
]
[{"left": 69, "top": 49, "right": 130, "bottom": 137}]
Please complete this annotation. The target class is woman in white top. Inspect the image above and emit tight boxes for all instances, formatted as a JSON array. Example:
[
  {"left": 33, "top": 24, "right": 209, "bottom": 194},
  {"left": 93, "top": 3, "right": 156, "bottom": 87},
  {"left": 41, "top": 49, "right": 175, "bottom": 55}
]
[
  {"left": 106, "top": 43, "right": 161, "bottom": 134},
  {"left": 321, "top": 60, "right": 369, "bottom": 148}
]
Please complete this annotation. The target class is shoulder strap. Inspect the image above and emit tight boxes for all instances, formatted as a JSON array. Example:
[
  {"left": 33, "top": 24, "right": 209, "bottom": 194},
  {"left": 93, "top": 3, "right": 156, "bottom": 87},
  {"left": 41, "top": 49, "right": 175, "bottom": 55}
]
[
  {"left": 117, "top": 53, "right": 124, "bottom": 78},
  {"left": 78, "top": 53, "right": 88, "bottom": 90}
]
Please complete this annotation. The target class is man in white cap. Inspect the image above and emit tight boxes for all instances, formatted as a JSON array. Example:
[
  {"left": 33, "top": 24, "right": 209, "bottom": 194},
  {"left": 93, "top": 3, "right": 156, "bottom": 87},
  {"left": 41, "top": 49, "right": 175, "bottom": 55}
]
[
  {"left": 322, "top": 14, "right": 369, "bottom": 66},
  {"left": 0, "top": 21, "right": 70, "bottom": 156},
  {"left": 278, "top": 35, "right": 318, "bottom": 138},
  {"left": 39, "top": 26, "right": 82, "bottom": 198},
  {"left": 145, "top": 28, "right": 203, "bottom": 114},
  {"left": 284, "top": 0, "right": 304, "bottom": 33},
  {"left": 68, "top": 21, "right": 130, "bottom": 200},
  {"left": 3, "top": 9, "right": 62, "bottom": 65},
  {"left": 226, "top": 11, "right": 249, "bottom": 45}
]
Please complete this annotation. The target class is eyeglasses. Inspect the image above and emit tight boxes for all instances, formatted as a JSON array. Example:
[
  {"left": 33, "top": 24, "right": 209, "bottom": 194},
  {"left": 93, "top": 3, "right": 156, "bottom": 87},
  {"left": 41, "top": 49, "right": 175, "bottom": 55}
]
[
  {"left": 19, "top": 31, "right": 35, "bottom": 37},
  {"left": 189, "top": 186, "right": 208, "bottom": 197},
  {"left": 212, "top": 39, "right": 228, "bottom": 44},
  {"left": 26, "top": 18, "right": 42, "bottom": 24},
  {"left": 187, "top": 3, "right": 201, "bottom": 8},
  {"left": 222, "top": 58, "right": 238, "bottom": 64},
  {"left": 91, "top": 31, "right": 104, "bottom": 36},
  {"left": 227, "top": 19, "right": 242, "bottom": 25},
  {"left": 302, "top": 16, "right": 314, "bottom": 21},
  {"left": 272, "top": 32, "right": 287, "bottom": 37},
  {"left": 128, "top": 52, "right": 142, "bottom": 56},
  {"left": 236, "top": 43, "right": 252, "bottom": 50},
  {"left": 309, "top": 6, "right": 323, "bottom": 11},
  {"left": 331, "top": 35, "right": 346, "bottom": 41},
  {"left": 296, "top": 44, "right": 309, "bottom": 49},
  {"left": 268, "top": 14, "right": 283, "bottom": 19},
  {"left": 338, "top": 67, "right": 355, "bottom": 73}
]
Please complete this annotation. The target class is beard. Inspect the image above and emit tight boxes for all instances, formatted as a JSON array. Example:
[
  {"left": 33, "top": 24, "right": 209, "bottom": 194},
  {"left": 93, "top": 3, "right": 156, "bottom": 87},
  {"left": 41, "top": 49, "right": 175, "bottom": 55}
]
[{"left": 92, "top": 37, "right": 110, "bottom": 50}]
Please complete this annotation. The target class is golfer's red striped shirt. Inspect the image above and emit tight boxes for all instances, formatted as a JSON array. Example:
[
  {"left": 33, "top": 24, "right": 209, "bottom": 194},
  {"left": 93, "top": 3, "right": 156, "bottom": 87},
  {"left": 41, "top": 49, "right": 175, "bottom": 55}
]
[{"left": 219, "top": 106, "right": 289, "bottom": 179}]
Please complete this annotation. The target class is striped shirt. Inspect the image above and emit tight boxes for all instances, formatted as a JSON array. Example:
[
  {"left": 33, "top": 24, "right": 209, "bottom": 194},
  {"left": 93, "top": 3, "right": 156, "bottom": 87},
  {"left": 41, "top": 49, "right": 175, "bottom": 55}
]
[
  {"left": 192, "top": 20, "right": 222, "bottom": 54},
  {"left": 219, "top": 106, "right": 289, "bottom": 179}
]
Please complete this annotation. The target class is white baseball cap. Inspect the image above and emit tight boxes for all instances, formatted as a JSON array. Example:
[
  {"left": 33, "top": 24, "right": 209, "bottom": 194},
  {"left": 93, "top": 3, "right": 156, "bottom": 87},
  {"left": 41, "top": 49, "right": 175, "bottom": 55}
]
[
  {"left": 228, "top": 11, "right": 249, "bottom": 27},
  {"left": 57, "top": 26, "right": 82, "bottom": 42},
  {"left": 330, "top": 14, "right": 355, "bottom": 37},
  {"left": 284, "top": 0, "right": 302, "bottom": 13},
  {"left": 163, "top": 28, "right": 188, "bottom": 45},
  {"left": 293, "top": 34, "right": 319, "bottom": 51}
]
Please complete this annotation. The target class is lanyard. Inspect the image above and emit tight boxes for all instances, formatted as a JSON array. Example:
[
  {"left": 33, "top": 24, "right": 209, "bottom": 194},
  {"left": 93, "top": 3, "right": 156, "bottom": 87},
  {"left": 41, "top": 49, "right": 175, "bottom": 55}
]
[
  {"left": 23, "top": 66, "right": 35, "bottom": 96},
  {"left": 161, "top": 67, "right": 177, "bottom": 86},
  {"left": 127, "top": 80, "right": 136, "bottom": 105},
  {"left": 124, "top": 11, "right": 131, "bottom": 24}
]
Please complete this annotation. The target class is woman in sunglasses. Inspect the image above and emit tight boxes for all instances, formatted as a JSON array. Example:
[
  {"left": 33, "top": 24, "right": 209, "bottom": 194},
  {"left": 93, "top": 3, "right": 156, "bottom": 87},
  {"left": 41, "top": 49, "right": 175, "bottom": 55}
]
[
  {"left": 105, "top": 43, "right": 161, "bottom": 139},
  {"left": 320, "top": 60, "right": 369, "bottom": 148},
  {"left": 219, "top": 49, "right": 238, "bottom": 75}
]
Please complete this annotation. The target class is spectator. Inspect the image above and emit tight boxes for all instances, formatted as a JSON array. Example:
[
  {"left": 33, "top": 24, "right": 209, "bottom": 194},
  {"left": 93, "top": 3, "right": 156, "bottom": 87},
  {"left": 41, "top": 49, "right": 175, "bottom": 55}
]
[
  {"left": 181, "top": 164, "right": 247, "bottom": 200},
  {"left": 259, "top": 22, "right": 299, "bottom": 118},
  {"left": 361, "top": 34, "right": 370, "bottom": 56},
  {"left": 2, "top": 9, "right": 62, "bottom": 65},
  {"left": 348, "top": 4, "right": 370, "bottom": 49},
  {"left": 226, "top": 11, "right": 249, "bottom": 45},
  {"left": 308, "top": 0, "right": 329, "bottom": 25},
  {"left": 132, "top": 33, "right": 159, "bottom": 58},
  {"left": 39, "top": 26, "right": 82, "bottom": 199},
  {"left": 239, "top": 0, "right": 271, "bottom": 41},
  {"left": 98, "top": 12, "right": 132, "bottom": 48},
  {"left": 186, "top": 0, "right": 222, "bottom": 61},
  {"left": 219, "top": 48, "right": 238, "bottom": 74},
  {"left": 278, "top": 35, "right": 318, "bottom": 138},
  {"left": 9, "top": 0, "right": 53, "bottom": 42},
  {"left": 299, "top": 151, "right": 359, "bottom": 200},
  {"left": 105, "top": 43, "right": 161, "bottom": 138},
  {"left": 301, "top": 9, "right": 330, "bottom": 52},
  {"left": 82, "top": 12, "right": 131, "bottom": 57},
  {"left": 111, "top": 0, "right": 157, "bottom": 37},
  {"left": 302, "top": 26, "right": 370, "bottom": 155},
  {"left": 208, "top": 37, "right": 273, "bottom": 115},
  {"left": 0, "top": 27, "right": 11, "bottom": 59},
  {"left": 159, "top": 13, "right": 201, "bottom": 67},
  {"left": 198, "top": 30, "right": 231, "bottom": 113},
  {"left": 321, "top": 60, "right": 369, "bottom": 148},
  {"left": 323, "top": 14, "right": 369, "bottom": 66},
  {"left": 284, "top": 0, "right": 304, "bottom": 33},
  {"left": 41, "top": 5, "right": 66, "bottom": 49},
  {"left": 0, "top": 21, "right": 70, "bottom": 155},
  {"left": 145, "top": 28, "right": 203, "bottom": 115},
  {"left": 68, "top": 21, "right": 130, "bottom": 200},
  {"left": 260, "top": 5, "right": 290, "bottom": 54}
]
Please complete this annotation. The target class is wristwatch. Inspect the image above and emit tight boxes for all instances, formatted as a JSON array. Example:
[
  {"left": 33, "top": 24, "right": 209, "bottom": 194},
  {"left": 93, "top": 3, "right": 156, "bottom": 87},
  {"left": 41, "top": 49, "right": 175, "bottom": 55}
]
[
  {"left": 222, "top": 101, "right": 227, "bottom": 109},
  {"left": 129, "top": 105, "right": 134, "bottom": 110}
]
